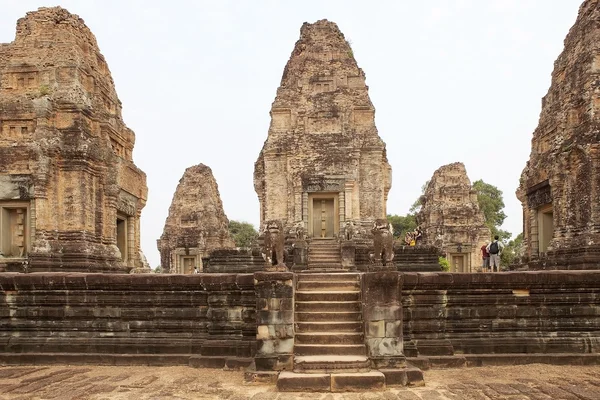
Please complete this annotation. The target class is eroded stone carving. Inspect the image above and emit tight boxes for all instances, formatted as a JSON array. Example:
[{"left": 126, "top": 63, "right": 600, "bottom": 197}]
[
  {"left": 417, "top": 162, "right": 490, "bottom": 272},
  {"left": 253, "top": 20, "right": 391, "bottom": 238},
  {"left": 0, "top": 7, "right": 147, "bottom": 272},
  {"left": 344, "top": 221, "right": 355, "bottom": 241},
  {"left": 517, "top": 1, "right": 600, "bottom": 269},
  {"left": 261, "top": 220, "right": 286, "bottom": 269},
  {"left": 370, "top": 219, "right": 394, "bottom": 266},
  {"left": 157, "top": 164, "right": 234, "bottom": 274}
]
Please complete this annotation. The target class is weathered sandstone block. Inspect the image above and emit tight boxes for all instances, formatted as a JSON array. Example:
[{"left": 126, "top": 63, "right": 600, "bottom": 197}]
[
  {"left": 253, "top": 20, "right": 391, "bottom": 237},
  {"left": 418, "top": 163, "right": 490, "bottom": 272},
  {"left": 517, "top": 0, "right": 600, "bottom": 269},
  {"left": 157, "top": 164, "right": 234, "bottom": 273},
  {"left": 0, "top": 7, "right": 147, "bottom": 272}
]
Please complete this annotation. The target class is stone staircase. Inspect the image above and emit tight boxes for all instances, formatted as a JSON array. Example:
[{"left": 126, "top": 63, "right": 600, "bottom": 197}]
[
  {"left": 275, "top": 239, "right": 425, "bottom": 392},
  {"left": 277, "top": 272, "right": 389, "bottom": 391},
  {"left": 306, "top": 239, "right": 344, "bottom": 271},
  {"left": 294, "top": 272, "right": 369, "bottom": 373}
]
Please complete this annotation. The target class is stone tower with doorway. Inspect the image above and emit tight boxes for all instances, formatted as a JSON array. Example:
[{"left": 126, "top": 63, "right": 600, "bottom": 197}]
[
  {"left": 418, "top": 163, "right": 490, "bottom": 272},
  {"left": 254, "top": 20, "right": 391, "bottom": 238},
  {"left": 0, "top": 7, "right": 147, "bottom": 272},
  {"left": 157, "top": 164, "right": 235, "bottom": 274},
  {"left": 517, "top": 0, "right": 600, "bottom": 269}
]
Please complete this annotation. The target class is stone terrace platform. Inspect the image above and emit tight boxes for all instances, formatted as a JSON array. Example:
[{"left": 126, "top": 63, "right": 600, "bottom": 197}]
[
  {"left": 0, "top": 364, "right": 599, "bottom": 399},
  {"left": 0, "top": 271, "right": 599, "bottom": 393}
]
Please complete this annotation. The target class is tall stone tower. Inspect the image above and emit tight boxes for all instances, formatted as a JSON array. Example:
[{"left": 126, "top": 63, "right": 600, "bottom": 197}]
[
  {"left": 418, "top": 163, "right": 490, "bottom": 272},
  {"left": 157, "top": 164, "right": 235, "bottom": 274},
  {"left": 254, "top": 20, "right": 391, "bottom": 238},
  {"left": 517, "top": 0, "right": 600, "bottom": 269},
  {"left": 0, "top": 7, "right": 147, "bottom": 272}
]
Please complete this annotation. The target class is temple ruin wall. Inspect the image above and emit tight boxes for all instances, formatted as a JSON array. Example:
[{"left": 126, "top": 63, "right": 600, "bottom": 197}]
[{"left": 0, "top": 271, "right": 599, "bottom": 366}]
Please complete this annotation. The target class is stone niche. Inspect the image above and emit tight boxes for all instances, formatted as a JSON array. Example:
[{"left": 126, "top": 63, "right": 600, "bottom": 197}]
[
  {"left": 157, "top": 164, "right": 235, "bottom": 274},
  {"left": 253, "top": 20, "right": 391, "bottom": 237},
  {"left": 417, "top": 162, "right": 490, "bottom": 272},
  {"left": 0, "top": 7, "right": 147, "bottom": 273},
  {"left": 517, "top": 0, "right": 600, "bottom": 269}
]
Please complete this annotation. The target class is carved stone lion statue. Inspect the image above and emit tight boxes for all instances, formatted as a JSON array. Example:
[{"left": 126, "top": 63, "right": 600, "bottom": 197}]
[
  {"left": 262, "top": 220, "right": 286, "bottom": 268},
  {"left": 344, "top": 221, "right": 355, "bottom": 241},
  {"left": 371, "top": 218, "right": 394, "bottom": 266},
  {"left": 294, "top": 221, "right": 306, "bottom": 240}
]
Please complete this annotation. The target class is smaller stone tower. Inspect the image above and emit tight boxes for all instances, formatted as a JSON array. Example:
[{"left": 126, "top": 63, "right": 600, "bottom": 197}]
[
  {"left": 157, "top": 164, "right": 234, "bottom": 273},
  {"left": 418, "top": 163, "right": 490, "bottom": 272}
]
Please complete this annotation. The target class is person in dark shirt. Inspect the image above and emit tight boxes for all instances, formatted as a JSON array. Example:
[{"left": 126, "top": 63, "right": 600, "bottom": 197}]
[{"left": 480, "top": 242, "right": 490, "bottom": 272}]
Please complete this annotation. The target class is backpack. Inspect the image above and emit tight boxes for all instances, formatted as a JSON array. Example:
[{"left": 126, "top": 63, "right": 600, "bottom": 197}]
[{"left": 489, "top": 241, "right": 499, "bottom": 254}]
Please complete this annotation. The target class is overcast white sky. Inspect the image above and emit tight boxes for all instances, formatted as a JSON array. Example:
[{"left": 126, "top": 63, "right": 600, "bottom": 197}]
[{"left": 1, "top": 1, "right": 583, "bottom": 268}]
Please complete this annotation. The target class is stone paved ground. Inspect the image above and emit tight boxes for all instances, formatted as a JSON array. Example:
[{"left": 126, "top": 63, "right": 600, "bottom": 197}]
[{"left": 0, "top": 364, "right": 598, "bottom": 399}]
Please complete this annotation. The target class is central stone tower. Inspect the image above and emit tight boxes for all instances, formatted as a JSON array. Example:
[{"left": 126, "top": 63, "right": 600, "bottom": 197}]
[{"left": 254, "top": 20, "right": 391, "bottom": 238}]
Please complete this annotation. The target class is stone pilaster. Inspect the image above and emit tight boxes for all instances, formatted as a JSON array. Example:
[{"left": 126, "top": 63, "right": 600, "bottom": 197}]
[
  {"left": 362, "top": 271, "right": 405, "bottom": 369},
  {"left": 253, "top": 272, "right": 295, "bottom": 371},
  {"left": 341, "top": 240, "right": 356, "bottom": 270},
  {"left": 291, "top": 240, "right": 308, "bottom": 272}
]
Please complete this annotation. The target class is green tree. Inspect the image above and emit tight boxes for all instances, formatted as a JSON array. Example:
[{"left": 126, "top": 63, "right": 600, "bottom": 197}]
[
  {"left": 228, "top": 220, "right": 258, "bottom": 248},
  {"left": 472, "top": 180, "right": 511, "bottom": 242},
  {"left": 439, "top": 256, "right": 450, "bottom": 271},
  {"left": 387, "top": 214, "right": 417, "bottom": 239},
  {"left": 501, "top": 233, "right": 523, "bottom": 267},
  {"left": 409, "top": 181, "right": 429, "bottom": 214},
  {"left": 153, "top": 265, "right": 162, "bottom": 273}
]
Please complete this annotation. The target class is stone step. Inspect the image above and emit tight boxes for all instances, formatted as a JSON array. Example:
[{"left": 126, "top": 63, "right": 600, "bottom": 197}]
[
  {"left": 295, "top": 291, "right": 359, "bottom": 302},
  {"left": 297, "top": 273, "right": 360, "bottom": 281},
  {"left": 277, "top": 372, "right": 331, "bottom": 392},
  {"left": 305, "top": 263, "right": 345, "bottom": 270},
  {"left": 308, "top": 254, "right": 341, "bottom": 260},
  {"left": 294, "top": 344, "right": 366, "bottom": 356},
  {"left": 277, "top": 371, "right": 385, "bottom": 392},
  {"left": 295, "top": 332, "right": 364, "bottom": 345},
  {"left": 331, "top": 372, "right": 385, "bottom": 392},
  {"left": 296, "top": 321, "right": 363, "bottom": 333},
  {"left": 295, "top": 301, "right": 361, "bottom": 312},
  {"left": 295, "top": 311, "right": 362, "bottom": 322},
  {"left": 294, "top": 355, "right": 370, "bottom": 373},
  {"left": 308, "top": 256, "right": 340, "bottom": 261},
  {"left": 309, "top": 239, "right": 338, "bottom": 244},
  {"left": 308, "top": 259, "right": 342, "bottom": 265},
  {"left": 309, "top": 248, "right": 340, "bottom": 253},
  {"left": 297, "top": 281, "right": 360, "bottom": 291},
  {"left": 308, "top": 248, "right": 339, "bottom": 252}
]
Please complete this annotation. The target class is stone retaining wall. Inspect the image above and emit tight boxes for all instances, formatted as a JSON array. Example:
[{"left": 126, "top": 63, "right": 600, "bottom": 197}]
[
  {"left": 402, "top": 271, "right": 600, "bottom": 358},
  {"left": 0, "top": 273, "right": 256, "bottom": 367},
  {"left": 1, "top": 271, "right": 600, "bottom": 368}
]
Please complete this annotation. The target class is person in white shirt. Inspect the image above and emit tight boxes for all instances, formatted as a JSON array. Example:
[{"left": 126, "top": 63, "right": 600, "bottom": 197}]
[{"left": 486, "top": 236, "right": 504, "bottom": 272}]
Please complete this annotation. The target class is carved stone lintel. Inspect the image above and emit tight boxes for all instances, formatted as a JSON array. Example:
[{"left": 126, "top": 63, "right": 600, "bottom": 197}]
[{"left": 527, "top": 182, "right": 552, "bottom": 209}]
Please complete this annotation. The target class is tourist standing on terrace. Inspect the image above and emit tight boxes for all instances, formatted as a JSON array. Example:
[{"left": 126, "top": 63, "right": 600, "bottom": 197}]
[
  {"left": 480, "top": 241, "right": 490, "bottom": 272},
  {"left": 486, "top": 236, "right": 504, "bottom": 272}
]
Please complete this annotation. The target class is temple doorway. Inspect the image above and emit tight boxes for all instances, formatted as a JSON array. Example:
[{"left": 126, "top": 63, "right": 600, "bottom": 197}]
[
  {"left": 450, "top": 254, "right": 466, "bottom": 272},
  {"left": 308, "top": 193, "right": 339, "bottom": 238},
  {"left": 116, "top": 214, "right": 128, "bottom": 262},
  {"left": 0, "top": 204, "right": 28, "bottom": 258},
  {"left": 538, "top": 204, "right": 553, "bottom": 254},
  {"left": 182, "top": 256, "right": 196, "bottom": 274}
]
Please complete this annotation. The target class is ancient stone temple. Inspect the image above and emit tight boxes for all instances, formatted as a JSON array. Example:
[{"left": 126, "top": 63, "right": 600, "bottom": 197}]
[
  {"left": 0, "top": 7, "right": 147, "bottom": 272},
  {"left": 253, "top": 20, "right": 391, "bottom": 238},
  {"left": 157, "top": 164, "right": 234, "bottom": 273},
  {"left": 517, "top": 0, "right": 600, "bottom": 269},
  {"left": 417, "top": 163, "right": 490, "bottom": 272}
]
